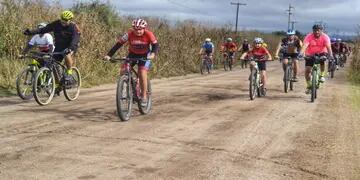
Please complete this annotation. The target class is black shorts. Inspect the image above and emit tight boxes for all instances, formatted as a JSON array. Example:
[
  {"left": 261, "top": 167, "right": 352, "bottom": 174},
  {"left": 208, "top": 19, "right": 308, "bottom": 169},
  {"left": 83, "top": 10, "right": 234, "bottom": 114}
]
[
  {"left": 53, "top": 46, "right": 78, "bottom": 62},
  {"left": 282, "top": 53, "right": 298, "bottom": 59},
  {"left": 305, "top": 54, "right": 327, "bottom": 67},
  {"left": 257, "top": 61, "right": 266, "bottom": 71}
]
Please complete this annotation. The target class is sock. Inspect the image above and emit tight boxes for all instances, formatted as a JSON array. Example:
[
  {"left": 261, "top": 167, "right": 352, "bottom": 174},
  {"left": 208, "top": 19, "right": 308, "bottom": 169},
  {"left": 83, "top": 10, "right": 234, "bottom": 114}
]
[
  {"left": 320, "top": 71, "right": 326, "bottom": 77},
  {"left": 66, "top": 69, "right": 73, "bottom": 75},
  {"left": 306, "top": 81, "right": 311, "bottom": 88}
]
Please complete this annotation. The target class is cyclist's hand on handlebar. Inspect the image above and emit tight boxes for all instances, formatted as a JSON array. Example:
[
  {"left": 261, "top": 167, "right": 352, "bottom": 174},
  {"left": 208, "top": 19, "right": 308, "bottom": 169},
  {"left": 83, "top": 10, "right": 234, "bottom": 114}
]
[
  {"left": 63, "top": 48, "right": 72, "bottom": 55},
  {"left": 23, "top": 28, "right": 31, "bottom": 35},
  {"left": 274, "top": 55, "right": 279, "bottom": 60},
  {"left": 147, "top": 53, "right": 155, "bottom": 60},
  {"left": 103, "top": 55, "right": 111, "bottom": 61}
]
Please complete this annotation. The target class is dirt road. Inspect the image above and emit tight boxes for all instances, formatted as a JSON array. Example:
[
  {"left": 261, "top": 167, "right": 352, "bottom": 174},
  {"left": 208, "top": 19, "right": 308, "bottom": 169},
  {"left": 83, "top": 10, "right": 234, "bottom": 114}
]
[{"left": 0, "top": 60, "right": 359, "bottom": 179}]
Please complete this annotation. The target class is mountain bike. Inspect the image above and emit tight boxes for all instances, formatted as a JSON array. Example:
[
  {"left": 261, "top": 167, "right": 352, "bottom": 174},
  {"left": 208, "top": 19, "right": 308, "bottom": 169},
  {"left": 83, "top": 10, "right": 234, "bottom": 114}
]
[
  {"left": 328, "top": 55, "right": 336, "bottom": 79},
  {"left": 223, "top": 52, "right": 233, "bottom": 71},
  {"left": 307, "top": 54, "right": 327, "bottom": 102},
  {"left": 109, "top": 58, "right": 152, "bottom": 121},
  {"left": 248, "top": 57, "right": 266, "bottom": 100},
  {"left": 338, "top": 53, "right": 345, "bottom": 67},
  {"left": 16, "top": 52, "right": 45, "bottom": 100},
  {"left": 200, "top": 54, "right": 212, "bottom": 74},
  {"left": 283, "top": 56, "right": 295, "bottom": 93},
  {"left": 33, "top": 51, "right": 81, "bottom": 105}
]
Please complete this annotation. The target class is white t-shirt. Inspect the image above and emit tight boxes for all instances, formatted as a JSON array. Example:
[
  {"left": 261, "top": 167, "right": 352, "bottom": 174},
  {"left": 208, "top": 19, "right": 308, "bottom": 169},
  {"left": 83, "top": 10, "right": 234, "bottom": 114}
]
[{"left": 28, "top": 33, "right": 54, "bottom": 52}]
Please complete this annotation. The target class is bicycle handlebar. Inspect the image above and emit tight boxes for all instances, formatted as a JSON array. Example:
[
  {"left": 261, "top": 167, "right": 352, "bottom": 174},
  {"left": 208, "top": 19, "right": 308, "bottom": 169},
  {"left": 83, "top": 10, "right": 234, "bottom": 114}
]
[{"left": 109, "top": 57, "right": 149, "bottom": 63}]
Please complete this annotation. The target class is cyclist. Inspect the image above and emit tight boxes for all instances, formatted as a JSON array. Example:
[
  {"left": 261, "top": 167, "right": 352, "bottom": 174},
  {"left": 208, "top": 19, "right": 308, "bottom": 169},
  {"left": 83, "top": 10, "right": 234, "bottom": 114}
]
[
  {"left": 199, "top": 38, "right": 215, "bottom": 69},
  {"left": 220, "top": 37, "right": 237, "bottom": 65},
  {"left": 299, "top": 24, "right": 333, "bottom": 94},
  {"left": 274, "top": 29, "right": 302, "bottom": 82},
  {"left": 104, "top": 18, "right": 159, "bottom": 107},
  {"left": 238, "top": 39, "right": 251, "bottom": 68},
  {"left": 240, "top": 37, "right": 272, "bottom": 91},
  {"left": 333, "top": 38, "right": 349, "bottom": 64},
  {"left": 23, "top": 10, "right": 81, "bottom": 84},
  {"left": 20, "top": 23, "right": 54, "bottom": 56}
]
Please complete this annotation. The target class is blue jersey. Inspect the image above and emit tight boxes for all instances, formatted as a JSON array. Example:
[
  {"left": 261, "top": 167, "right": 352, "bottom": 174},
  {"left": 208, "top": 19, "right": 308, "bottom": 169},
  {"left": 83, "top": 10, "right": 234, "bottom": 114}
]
[{"left": 202, "top": 42, "right": 214, "bottom": 53}]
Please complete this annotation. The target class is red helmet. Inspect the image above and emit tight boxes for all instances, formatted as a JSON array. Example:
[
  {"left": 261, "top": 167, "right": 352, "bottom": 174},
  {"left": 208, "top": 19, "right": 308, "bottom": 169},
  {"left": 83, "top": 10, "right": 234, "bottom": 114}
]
[{"left": 132, "top": 19, "right": 147, "bottom": 29}]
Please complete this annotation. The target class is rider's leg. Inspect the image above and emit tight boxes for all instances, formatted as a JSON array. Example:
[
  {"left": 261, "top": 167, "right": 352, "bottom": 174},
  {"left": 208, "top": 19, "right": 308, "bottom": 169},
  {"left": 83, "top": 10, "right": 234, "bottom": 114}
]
[
  {"left": 293, "top": 59, "right": 299, "bottom": 78},
  {"left": 305, "top": 59, "right": 313, "bottom": 89},
  {"left": 139, "top": 60, "right": 151, "bottom": 103},
  {"left": 64, "top": 53, "right": 74, "bottom": 74},
  {"left": 282, "top": 58, "right": 288, "bottom": 72},
  {"left": 261, "top": 70, "right": 267, "bottom": 87}
]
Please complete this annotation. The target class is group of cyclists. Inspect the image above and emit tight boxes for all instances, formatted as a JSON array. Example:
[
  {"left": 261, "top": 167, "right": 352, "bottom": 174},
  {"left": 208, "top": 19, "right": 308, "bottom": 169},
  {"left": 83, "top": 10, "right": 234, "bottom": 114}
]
[{"left": 19, "top": 10, "right": 352, "bottom": 107}]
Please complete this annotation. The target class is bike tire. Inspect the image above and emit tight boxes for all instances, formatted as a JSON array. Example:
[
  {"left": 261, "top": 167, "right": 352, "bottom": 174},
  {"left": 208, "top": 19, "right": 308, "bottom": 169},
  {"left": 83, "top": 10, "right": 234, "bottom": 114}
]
[
  {"left": 64, "top": 67, "right": 81, "bottom": 101},
  {"left": 33, "top": 67, "right": 55, "bottom": 106},
  {"left": 116, "top": 75, "right": 133, "bottom": 121},
  {"left": 229, "top": 59, "right": 233, "bottom": 71},
  {"left": 284, "top": 66, "right": 290, "bottom": 93},
  {"left": 311, "top": 69, "right": 317, "bottom": 102},
  {"left": 249, "top": 69, "right": 257, "bottom": 100},
  {"left": 16, "top": 67, "right": 35, "bottom": 100},
  {"left": 138, "top": 78, "right": 152, "bottom": 114},
  {"left": 200, "top": 60, "right": 205, "bottom": 75},
  {"left": 289, "top": 66, "right": 294, "bottom": 91},
  {"left": 224, "top": 58, "right": 229, "bottom": 71}
]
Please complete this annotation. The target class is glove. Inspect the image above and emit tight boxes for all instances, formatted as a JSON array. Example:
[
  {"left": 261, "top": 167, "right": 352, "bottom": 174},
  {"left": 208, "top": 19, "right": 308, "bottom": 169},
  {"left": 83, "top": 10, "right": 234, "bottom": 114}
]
[
  {"left": 63, "top": 48, "right": 72, "bottom": 55},
  {"left": 103, "top": 55, "right": 111, "bottom": 61},
  {"left": 23, "top": 28, "right": 31, "bottom": 35}
]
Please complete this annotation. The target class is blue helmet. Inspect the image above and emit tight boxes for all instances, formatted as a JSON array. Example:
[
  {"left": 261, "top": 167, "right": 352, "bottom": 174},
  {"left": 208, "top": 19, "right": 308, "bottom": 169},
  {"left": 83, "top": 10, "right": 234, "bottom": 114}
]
[
  {"left": 331, "top": 38, "right": 337, "bottom": 43},
  {"left": 287, "top": 29, "right": 296, "bottom": 35}
]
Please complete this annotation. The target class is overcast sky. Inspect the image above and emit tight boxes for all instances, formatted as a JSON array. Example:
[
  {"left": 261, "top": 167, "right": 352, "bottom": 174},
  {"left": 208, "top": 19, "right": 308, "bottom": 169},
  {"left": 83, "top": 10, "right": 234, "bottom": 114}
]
[{"left": 58, "top": 0, "right": 359, "bottom": 35}]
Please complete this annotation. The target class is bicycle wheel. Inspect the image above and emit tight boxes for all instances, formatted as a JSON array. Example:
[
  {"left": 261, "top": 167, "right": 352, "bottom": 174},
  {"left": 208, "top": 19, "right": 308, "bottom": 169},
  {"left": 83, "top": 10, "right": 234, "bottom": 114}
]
[
  {"left": 16, "top": 66, "right": 36, "bottom": 100},
  {"left": 33, "top": 67, "right": 55, "bottom": 106},
  {"left": 284, "top": 65, "right": 290, "bottom": 93},
  {"left": 224, "top": 58, "right": 229, "bottom": 71},
  {"left": 311, "top": 69, "right": 317, "bottom": 102},
  {"left": 249, "top": 69, "right": 257, "bottom": 100},
  {"left": 229, "top": 58, "right": 233, "bottom": 71},
  {"left": 206, "top": 60, "right": 211, "bottom": 74},
  {"left": 64, "top": 67, "right": 81, "bottom": 101},
  {"left": 138, "top": 78, "right": 152, "bottom": 114},
  {"left": 116, "top": 75, "right": 133, "bottom": 121},
  {"left": 289, "top": 66, "right": 294, "bottom": 91},
  {"left": 200, "top": 60, "right": 205, "bottom": 75}
]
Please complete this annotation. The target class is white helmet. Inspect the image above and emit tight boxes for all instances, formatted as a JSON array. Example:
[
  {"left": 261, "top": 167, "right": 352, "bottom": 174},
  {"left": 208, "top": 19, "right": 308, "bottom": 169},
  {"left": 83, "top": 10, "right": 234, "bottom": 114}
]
[
  {"left": 205, "top": 38, "right": 211, "bottom": 42},
  {"left": 37, "top": 22, "right": 47, "bottom": 29},
  {"left": 254, "top": 37, "right": 263, "bottom": 44},
  {"left": 226, "top": 37, "right": 232, "bottom": 42}
]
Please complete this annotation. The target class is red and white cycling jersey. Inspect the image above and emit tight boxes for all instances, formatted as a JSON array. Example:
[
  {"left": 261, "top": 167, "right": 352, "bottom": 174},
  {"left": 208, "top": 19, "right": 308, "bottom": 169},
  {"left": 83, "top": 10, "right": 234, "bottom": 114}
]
[
  {"left": 118, "top": 29, "right": 158, "bottom": 55},
  {"left": 28, "top": 33, "right": 54, "bottom": 52}
]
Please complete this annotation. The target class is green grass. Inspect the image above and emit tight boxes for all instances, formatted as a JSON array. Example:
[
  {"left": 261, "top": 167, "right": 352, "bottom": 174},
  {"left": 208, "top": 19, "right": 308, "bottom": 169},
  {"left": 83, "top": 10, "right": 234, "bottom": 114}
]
[{"left": 350, "top": 84, "right": 360, "bottom": 110}]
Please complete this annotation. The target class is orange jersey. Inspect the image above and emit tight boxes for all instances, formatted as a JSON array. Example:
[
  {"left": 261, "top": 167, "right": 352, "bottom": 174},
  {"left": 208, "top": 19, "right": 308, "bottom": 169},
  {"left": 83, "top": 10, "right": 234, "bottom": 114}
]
[
  {"left": 221, "top": 42, "right": 237, "bottom": 52},
  {"left": 118, "top": 29, "right": 158, "bottom": 55},
  {"left": 247, "top": 47, "right": 269, "bottom": 61}
]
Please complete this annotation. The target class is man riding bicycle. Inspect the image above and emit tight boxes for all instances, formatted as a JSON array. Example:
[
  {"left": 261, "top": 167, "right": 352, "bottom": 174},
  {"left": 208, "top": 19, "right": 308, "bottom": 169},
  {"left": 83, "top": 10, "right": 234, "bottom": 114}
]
[
  {"left": 331, "top": 38, "right": 349, "bottom": 66},
  {"left": 274, "top": 29, "right": 303, "bottom": 82},
  {"left": 238, "top": 39, "right": 251, "bottom": 68},
  {"left": 199, "top": 38, "right": 215, "bottom": 69},
  {"left": 299, "top": 24, "right": 333, "bottom": 94},
  {"left": 220, "top": 38, "right": 237, "bottom": 65},
  {"left": 104, "top": 18, "right": 159, "bottom": 107},
  {"left": 23, "top": 10, "right": 81, "bottom": 84},
  {"left": 240, "top": 37, "right": 272, "bottom": 91}
]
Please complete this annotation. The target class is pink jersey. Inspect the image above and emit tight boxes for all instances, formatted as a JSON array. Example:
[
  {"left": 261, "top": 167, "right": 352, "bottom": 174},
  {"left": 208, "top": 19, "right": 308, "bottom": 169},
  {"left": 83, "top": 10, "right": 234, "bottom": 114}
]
[{"left": 303, "top": 33, "right": 330, "bottom": 56}]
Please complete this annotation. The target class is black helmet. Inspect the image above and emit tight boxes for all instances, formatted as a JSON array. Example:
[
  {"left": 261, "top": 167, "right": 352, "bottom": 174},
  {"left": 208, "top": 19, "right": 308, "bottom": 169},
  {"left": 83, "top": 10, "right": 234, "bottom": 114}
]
[{"left": 312, "top": 24, "right": 323, "bottom": 30}]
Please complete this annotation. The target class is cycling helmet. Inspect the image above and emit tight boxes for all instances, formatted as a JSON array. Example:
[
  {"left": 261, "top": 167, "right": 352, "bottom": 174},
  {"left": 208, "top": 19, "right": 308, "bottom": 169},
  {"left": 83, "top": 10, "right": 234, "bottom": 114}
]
[
  {"left": 253, "top": 37, "right": 263, "bottom": 44},
  {"left": 331, "top": 37, "right": 337, "bottom": 42},
  {"left": 37, "top": 22, "right": 47, "bottom": 29},
  {"left": 61, "top": 10, "right": 74, "bottom": 21},
  {"left": 243, "top": 39, "right": 248, "bottom": 42},
  {"left": 336, "top": 38, "right": 342, "bottom": 42},
  {"left": 132, "top": 18, "right": 147, "bottom": 29},
  {"left": 226, "top": 37, "right": 232, "bottom": 42},
  {"left": 205, "top": 38, "right": 211, "bottom": 42},
  {"left": 287, "top": 29, "right": 296, "bottom": 35},
  {"left": 312, "top": 24, "right": 323, "bottom": 30}
]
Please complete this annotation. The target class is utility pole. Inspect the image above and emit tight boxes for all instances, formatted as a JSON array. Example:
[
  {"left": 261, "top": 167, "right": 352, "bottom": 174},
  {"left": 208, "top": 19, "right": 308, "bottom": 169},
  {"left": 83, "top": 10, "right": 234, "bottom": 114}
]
[
  {"left": 291, "top": 21, "right": 297, "bottom": 30},
  {"left": 286, "top": 4, "right": 294, "bottom": 30},
  {"left": 230, "top": 1, "right": 246, "bottom": 34}
]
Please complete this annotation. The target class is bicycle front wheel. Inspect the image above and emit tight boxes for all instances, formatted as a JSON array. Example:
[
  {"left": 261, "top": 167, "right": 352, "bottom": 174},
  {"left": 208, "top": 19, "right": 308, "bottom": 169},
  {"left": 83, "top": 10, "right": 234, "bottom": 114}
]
[
  {"left": 16, "top": 66, "right": 36, "bottom": 100},
  {"left": 249, "top": 69, "right": 257, "bottom": 100},
  {"left": 138, "top": 78, "right": 152, "bottom": 114},
  {"left": 311, "top": 69, "right": 317, "bottom": 102},
  {"left": 116, "top": 75, "right": 133, "bottom": 121},
  {"left": 33, "top": 67, "right": 55, "bottom": 106},
  {"left": 200, "top": 60, "right": 205, "bottom": 75},
  {"left": 284, "top": 66, "right": 290, "bottom": 93},
  {"left": 64, "top": 67, "right": 81, "bottom": 101},
  {"left": 224, "top": 58, "right": 229, "bottom": 71}
]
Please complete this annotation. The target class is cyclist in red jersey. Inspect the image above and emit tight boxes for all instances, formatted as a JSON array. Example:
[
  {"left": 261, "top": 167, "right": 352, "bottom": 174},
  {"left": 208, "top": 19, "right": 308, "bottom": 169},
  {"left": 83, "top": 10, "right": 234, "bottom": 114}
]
[
  {"left": 240, "top": 37, "right": 273, "bottom": 90},
  {"left": 220, "top": 38, "right": 237, "bottom": 65},
  {"left": 104, "top": 18, "right": 159, "bottom": 107}
]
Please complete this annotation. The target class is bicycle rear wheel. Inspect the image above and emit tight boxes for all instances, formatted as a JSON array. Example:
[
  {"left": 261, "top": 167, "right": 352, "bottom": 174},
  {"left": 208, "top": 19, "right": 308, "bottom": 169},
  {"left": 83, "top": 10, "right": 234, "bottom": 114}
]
[
  {"left": 33, "top": 67, "right": 55, "bottom": 105},
  {"left": 64, "top": 67, "right": 81, "bottom": 101},
  {"left": 116, "top": 75, "right": 133, "bottom": 121},
  {"left": 329, "top": 62, "right": 335, "bottom": 78},
  {"left": 16, "top": 66, "right": 36, "bottom": 100},
  {"left": 138, "top": 78, "right": 152, "bottom": 114},
  {"left": 249, "top": 69, "right": 257, "bottom": 100}
]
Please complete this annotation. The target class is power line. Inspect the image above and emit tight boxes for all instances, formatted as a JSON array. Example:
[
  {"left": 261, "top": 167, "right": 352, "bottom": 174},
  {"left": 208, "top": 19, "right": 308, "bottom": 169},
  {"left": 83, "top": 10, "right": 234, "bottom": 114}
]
[
  {"left": 286, "top": 4, "right": 294, "bottom": 30},
  {"left": 230, "top": 1, "right": 246, "bottom": 34}
]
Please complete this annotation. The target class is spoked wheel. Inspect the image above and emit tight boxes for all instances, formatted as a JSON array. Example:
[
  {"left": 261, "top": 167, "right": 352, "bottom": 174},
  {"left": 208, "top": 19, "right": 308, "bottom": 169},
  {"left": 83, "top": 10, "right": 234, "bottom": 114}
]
[
  {"left": 329, "top": 62, "right": 335, "bottom": 78},
  {"left": 33, "top": 67, "right": 55, "bottom": 106},
  {"left": 206, "top": 60, "right": 211, "bottom": 74},
  {"left": 249, "top": 69, "right": 257, "bottom": 100},
  {"left": 116, "top": 75, "right": 133, "bottom": 121},
  {"left": 224, "top": 58, "right": 229, "bottom": 71},
  {"left": 138, "top": 79, "right": 152, "bottom": 114},
  {"left": 311, "top": 70, "right": 317, "bottom": 102},
  {"left": 64, "top": 67, "right": 81, "bottom": 101},
  {"left": 200, "top": 60, "right": 206, "bottom": 75},
  {"left": 229, "top": 59, "right": 233, "bottom": 71},
  {"left": 16, "top": 66, "right": 36, "bottom": 100},
  {"left": 284, "top": 66, "right": 290, "bottom": 93}
]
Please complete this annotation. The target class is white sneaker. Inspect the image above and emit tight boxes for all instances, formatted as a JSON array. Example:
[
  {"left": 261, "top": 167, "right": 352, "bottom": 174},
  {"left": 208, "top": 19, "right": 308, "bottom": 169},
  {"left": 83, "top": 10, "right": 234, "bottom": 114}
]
[
  {"left": 336, "top": 65, "right": 339, "bottom": 70},
  {"left": 319, "top": 76, "right": 325, "bottom": 83}
]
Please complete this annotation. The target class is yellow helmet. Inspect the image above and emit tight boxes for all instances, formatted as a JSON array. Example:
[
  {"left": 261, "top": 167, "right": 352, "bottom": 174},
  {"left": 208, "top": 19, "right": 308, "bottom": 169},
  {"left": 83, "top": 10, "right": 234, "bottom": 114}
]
[{"left": 61, "top": 10, "right": 74, "bottom": 21}]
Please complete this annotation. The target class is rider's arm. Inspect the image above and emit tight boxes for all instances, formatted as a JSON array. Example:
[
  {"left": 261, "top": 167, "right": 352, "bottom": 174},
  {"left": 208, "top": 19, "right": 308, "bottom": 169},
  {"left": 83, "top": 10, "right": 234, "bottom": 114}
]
[
  {"left": 107, "top": 42, "right": 123, "bottom": 57},
  {"left": 22, "top": 35, "right": 38, "bottom": 54},
  {"left": 265, "top": 48, "right": 272, "bottom": 61},
  {"left": 199, "top": 48, "right": 204, "bottom": 55},
  {"left": 149, "top": 42, "right": 159, "bottom": 60},
  {"left": 326, "top": 43, "right": 333, "bottom": 58},
  {"left": 274, "top": 41, "right": 282, "bottom": 57},
  {"left": 240, "top": 52, "right": 248, "bottom": 59},
  {"left": 69, "top": 24, "right": 81, "bottom": 51}
]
